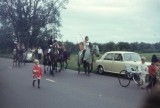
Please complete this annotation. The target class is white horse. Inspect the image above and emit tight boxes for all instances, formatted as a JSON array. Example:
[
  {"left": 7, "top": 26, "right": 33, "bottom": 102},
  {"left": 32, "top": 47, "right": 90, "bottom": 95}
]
[{"left": 77, "top": 45, "right": 100, "bottom": 75}]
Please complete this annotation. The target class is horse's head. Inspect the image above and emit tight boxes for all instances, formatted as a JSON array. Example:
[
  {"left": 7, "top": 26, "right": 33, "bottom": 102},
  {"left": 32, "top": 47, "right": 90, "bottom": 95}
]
[
  {"left": 43, "top": 49, "right": 48, "bottom": 57},
  {"left": 91, "top": 45, "right": 100, "bottom": 57},
  {"left": 51, "top": 44, "right": 58, "bottom": 54}
]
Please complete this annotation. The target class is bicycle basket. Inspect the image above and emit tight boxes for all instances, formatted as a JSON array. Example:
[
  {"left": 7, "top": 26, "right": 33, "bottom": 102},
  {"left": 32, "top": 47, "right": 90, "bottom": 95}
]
[{"left": 125, "top": 64, "right": 137, "bottom": 73}]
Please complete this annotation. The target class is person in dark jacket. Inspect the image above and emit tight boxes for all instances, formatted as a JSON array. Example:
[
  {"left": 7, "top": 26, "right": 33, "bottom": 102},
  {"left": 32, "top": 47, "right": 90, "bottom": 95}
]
[
  {"left": 48, "top": 36, "right": 57, "bottom": 53},
  {"left": 146, "top": 54, "right": 159, "bottom": 92},
  {"left": 35, "top": 47, "right": 38, "bottom": 59}
]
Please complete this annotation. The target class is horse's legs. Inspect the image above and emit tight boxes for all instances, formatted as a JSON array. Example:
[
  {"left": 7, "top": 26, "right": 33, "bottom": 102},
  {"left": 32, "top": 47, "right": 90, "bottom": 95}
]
[
  {"left": 89, "top": 63, "right": 93, "bottom": 73},
  {"left": 18, "top": 56, "right": 21, "bottom": 66},
  {"left": 83, "top": 62, "right": 87, "bottom": 74},
  {"left": 88, "top": 63, "right": 90, "bottom": 76},
  {"left": 51, "top": 63, "right": 54, "bottom": 76},
  {"left": 47, "top": 65, "right": 49, "bottom": 71},
  {"left": 23, "top": 56, "right": 25, "bottom": 66},
  {"left": 55, "top": 62, "right": 57, "bottom": 72},
  {"left": 59, "top": 61, "right": 62, "bottom": 72},
  {"left": 44, "top": 65, "right": 46, "bottom": 74},
  {"left": 83, "top": 61, "right": 87, "bottom": 74},
  {"left": 15, "top": 59, "right": 17, "bottom": 66},
  {"left": 50, "top": 64, "right": 52, "bottom": 75},
  {"left": 61, "top": 60, "right": 64, "bottom": 69},
  {"left": 65, "top": 60, "right": 68, "bottom": 70}
]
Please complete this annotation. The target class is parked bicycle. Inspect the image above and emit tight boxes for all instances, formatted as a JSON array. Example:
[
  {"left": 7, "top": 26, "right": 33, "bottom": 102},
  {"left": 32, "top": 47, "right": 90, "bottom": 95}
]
[{"left": 118, "top": 64, "right": 141, "bottom": 87}]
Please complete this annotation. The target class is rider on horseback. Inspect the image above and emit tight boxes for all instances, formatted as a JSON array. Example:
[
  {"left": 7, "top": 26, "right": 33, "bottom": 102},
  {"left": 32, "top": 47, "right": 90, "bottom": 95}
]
[
  {"left": 14, "top": 42, "right": 21, "bottom": 62},
  {"left": 82, "top": 36, "right": 91, "bottom": 61},
  {"left": 61, "top": 43, "right": 66, "bottom": 51},
  {"left": 21, "top": 43, "right": 25, "bottom": 52},
  {"left": 48, "top": 36, "right": 59, "bottom": 60},
  {"left": 48, "top": 36, "right": 59, "bottom": 52},
  {"left": 21, "top": 43, "right": 26, "bottom": 60}
]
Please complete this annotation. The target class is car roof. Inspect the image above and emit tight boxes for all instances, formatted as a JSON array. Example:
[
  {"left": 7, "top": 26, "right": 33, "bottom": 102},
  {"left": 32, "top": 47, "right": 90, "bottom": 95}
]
[{"left": 105, "top": 51, "right": 138, "bottom": 54}]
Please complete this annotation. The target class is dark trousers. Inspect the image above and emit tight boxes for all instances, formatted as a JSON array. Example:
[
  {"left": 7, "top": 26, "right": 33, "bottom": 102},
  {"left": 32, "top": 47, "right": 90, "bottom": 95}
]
[
  {"left": 146, "top": 75, "right": 157, "bottom": 89},
  {"left": 82, "top": 50, "right": 86, "bottom": 59},
  {"left": 38, "top": 54, "right": 42, "bottom": 60}
]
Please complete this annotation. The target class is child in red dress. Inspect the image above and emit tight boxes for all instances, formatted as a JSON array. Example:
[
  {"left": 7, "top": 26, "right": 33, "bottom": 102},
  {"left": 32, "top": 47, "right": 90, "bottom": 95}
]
[{"left": 32, "top": 59, "right": 43, "bottom": 89}]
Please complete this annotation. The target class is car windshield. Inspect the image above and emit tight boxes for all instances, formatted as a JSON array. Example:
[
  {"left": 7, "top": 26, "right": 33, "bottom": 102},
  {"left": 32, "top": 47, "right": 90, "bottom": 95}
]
[
  {"left": 123, "top": 53, "right": 141, "bottom": 61},
  {"left": 27, "top": 51, "right": 32, "bottom": 54}
]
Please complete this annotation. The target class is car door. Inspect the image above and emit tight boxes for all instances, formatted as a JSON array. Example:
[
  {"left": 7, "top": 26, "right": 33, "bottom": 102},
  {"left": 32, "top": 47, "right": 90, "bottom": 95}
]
[
  {"left": 111, "top": 53, "right": 125, "bottom": 73},
  {"left": 102, "top": 53, "right": 114, "bottom": 72}
]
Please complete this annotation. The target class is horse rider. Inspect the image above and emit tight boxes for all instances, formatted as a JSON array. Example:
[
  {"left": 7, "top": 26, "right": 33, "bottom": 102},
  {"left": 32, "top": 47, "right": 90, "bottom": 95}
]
[
  {"left": 82, "top": 36, "right": 91, "bottom": 61},
  {"left": 48, "top": 36, "right": 59, "bottom": 60},
  {"left": 61, "top": 42, "right": 66, "bottom": 51},
  {"left": 48, "top": 35, "right": 57, "bottom": 53},
  {"left": 21, "top": 43, "right": 26, "bottom": 59},
  {"left": 14, "top": 42, "right": 21, "bottom": 62},
  {"left": 58, "top": 42, "right": 66, "bottom": 59},
  {"left": 21, "top": 43, "right": 25, "bottom": 53}
]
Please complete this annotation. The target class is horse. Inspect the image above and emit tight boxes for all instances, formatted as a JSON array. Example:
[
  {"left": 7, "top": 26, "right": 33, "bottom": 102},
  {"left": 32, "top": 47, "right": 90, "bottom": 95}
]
[
  {"left": 57, "top": 48, "right": 71, "bottom": 70},
  {"left": 77, "top": 44, "right": 100, "bottom": 75},
  {"left": 20, "top": 47, "right": 26, "bottom": 66},
  {"left": 62, "top": 50, "right": 70, "bottom": 69},
  {"left": 13, "top": 48, "right": 25, "bottom": 67},
  {"left": 43, "top": 49, "right": 51, "bottom": 74},
  {"left": 50, "top": 44, "right": 63, "bottom": 76}
]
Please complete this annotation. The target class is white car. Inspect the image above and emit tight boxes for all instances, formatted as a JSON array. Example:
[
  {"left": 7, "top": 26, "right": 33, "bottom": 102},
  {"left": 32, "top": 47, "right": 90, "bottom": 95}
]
[
  {"left": 24, "top": 51, "right": 33, "bottom": 62},
  {"left": 95, "top": 51, "right": 151, "bottom": 74}
]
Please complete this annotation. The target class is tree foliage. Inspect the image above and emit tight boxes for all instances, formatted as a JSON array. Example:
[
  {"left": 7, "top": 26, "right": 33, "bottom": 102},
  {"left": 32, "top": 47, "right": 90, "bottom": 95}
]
[{"left": 0, "top": 0, "right": 68, "bottom": 47}]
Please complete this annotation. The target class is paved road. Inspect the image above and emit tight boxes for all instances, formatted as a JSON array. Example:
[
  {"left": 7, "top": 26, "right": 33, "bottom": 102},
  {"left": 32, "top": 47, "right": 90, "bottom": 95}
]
[{"left": 0, "top": 58, "right": 148, "bottom": 108}]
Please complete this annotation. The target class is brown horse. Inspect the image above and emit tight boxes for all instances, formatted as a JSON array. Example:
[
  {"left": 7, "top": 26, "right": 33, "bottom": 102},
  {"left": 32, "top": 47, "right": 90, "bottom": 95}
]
[
  {"left": 57, "top": 48, "right": 71, "bottom": 70},
  {"left": 62, "top": 50, "right": 71, "bottom": 69},
  {"left": 50, "top": 44, "right": 62, "bottom": 76},
  {"left": 13, "top": 48, "right": 25, "bottom": 67}
]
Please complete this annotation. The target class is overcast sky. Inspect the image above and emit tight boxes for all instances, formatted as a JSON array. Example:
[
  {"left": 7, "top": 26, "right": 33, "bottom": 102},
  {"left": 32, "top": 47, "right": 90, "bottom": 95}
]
[{"left": 60, "top": 0, "right": 160, "bottom": 44}]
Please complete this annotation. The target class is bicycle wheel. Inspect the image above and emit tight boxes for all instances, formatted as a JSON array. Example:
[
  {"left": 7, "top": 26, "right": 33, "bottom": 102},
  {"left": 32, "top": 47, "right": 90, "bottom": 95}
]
[
  {"left": 132, "top": 73, "right": 141, "bottom": 86},
  {"left": 118, "top": 70, "right": 130, "bottom": 87}
]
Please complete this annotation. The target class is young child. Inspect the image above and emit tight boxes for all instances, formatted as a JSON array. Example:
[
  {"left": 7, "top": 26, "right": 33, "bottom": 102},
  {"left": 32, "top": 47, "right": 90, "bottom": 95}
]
[
  {"left": 138, "top": 57, "right": 148, "bottom": 89},
  {"left": 32, "top": 59, "right": 43, "bottom": 89}
]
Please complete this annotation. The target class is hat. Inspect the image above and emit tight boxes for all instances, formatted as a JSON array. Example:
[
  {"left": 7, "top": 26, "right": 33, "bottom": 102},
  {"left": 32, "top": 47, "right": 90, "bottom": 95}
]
[
  {"left": 34, "top": 59, "right": 39, "bottom": 63},
  {"left": 151, "top": 54, "right": 159, "bottom": 63},
  {"left": 54, "top": 40, "right": 57, "bottom": 42}
]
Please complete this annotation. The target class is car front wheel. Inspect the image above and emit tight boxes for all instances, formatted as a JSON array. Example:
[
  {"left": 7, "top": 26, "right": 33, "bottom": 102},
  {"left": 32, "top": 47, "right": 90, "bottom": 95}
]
[{"left": 98, "top": 66, "right": 104, "bottom": 74}]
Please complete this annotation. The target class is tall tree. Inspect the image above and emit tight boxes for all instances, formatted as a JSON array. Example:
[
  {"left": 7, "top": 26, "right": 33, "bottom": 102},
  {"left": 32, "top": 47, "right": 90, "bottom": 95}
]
[{"left": 0, "top": 0, "right": 68, "bottom": 47}]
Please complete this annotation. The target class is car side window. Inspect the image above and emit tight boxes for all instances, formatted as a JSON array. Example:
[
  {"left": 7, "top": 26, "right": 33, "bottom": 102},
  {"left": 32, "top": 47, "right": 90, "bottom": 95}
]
[
  {"left": 114, "top": 53, "right": 123, "bottom": 61},
  {"left": 104, "top": 53, "right": 114, "bottom": 60}
]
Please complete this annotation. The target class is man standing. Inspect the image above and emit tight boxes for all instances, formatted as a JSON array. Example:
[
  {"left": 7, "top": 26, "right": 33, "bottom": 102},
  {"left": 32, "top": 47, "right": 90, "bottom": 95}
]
[
  {"left": 34, "top": 47, "right": 38, "bottom": 59},
  {"left": 38, "top": 47, "right": 43, "bottom": 60}
]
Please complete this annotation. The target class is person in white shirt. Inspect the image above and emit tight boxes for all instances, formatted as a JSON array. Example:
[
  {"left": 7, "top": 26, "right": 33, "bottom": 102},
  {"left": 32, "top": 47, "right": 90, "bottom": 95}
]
[
  {"left": 38, "top": 47, "right": 43, "bottom": 60},
  {"left": 138, "top": 56, "right": 148, "bottom": 89},
  {"left": 82, "top": 36, "right": 91, "bottom": 61}
]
